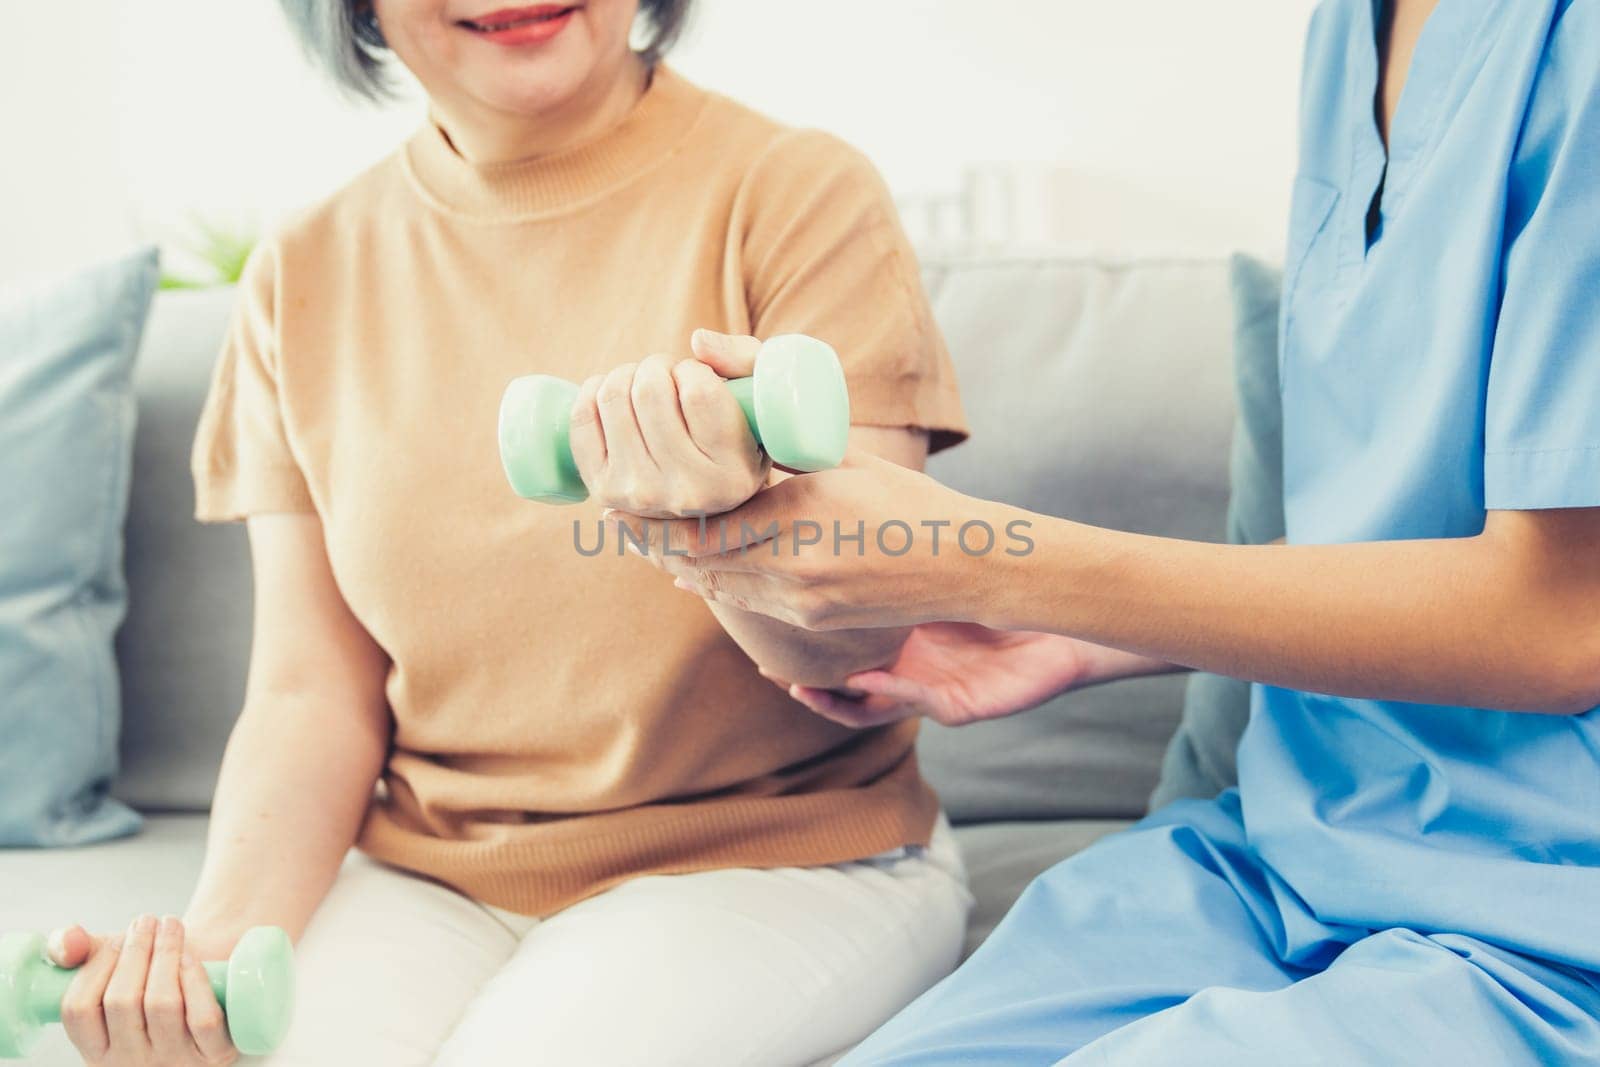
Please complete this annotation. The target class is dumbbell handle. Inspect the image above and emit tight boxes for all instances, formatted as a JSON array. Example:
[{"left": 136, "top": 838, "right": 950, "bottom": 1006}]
[
  {"left": 499, "top": 334, "right": 849, "bottom": 505},
  {"left": 1, "top": 926, "right": 293, "bottom": 1058},
  {"left": 722, "top": 376, "right": 763, "bottom": 445},
  {"left": 22, "top": 957, "right": 233, "bottom": 1025}
]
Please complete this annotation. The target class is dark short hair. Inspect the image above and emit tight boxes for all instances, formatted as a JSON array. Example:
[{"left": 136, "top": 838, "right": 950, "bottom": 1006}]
[{"left": 278, "top": 1, "right": 694, "bottom": 101}]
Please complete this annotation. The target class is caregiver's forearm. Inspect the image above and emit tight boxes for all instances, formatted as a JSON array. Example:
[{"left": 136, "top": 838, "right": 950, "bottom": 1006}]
[
  {"left": 183, "top": 692, "right": 388, "bottom": 953},
  {"left": 979, "top": 506, "right": 1600, "bottom": 715}
]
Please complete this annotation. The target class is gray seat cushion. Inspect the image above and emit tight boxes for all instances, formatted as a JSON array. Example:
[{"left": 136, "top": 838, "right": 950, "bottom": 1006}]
[
  {"left": 0, "top": 814, "right": 1126, "bottom": 1065},
  {"left": 0, "top": 816, "right": 1129, "bottom": 959},
  {"left": 952, "top": 819, "right": 1129, "bottom": 958},
  {"left": 0, "top": 815, "right": 211, "bottom": 1067}
]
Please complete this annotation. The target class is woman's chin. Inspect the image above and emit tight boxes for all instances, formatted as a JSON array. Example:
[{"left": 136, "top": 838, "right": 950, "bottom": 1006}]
[
  {"left": 462, "top": 63, "right": 601, "bottom": 119},
  {"left": 451, "top": 30, "right": 605, "bottom": 109}
]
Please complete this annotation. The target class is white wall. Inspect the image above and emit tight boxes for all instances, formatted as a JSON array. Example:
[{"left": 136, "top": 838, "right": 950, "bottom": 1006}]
[{"left": 0, "top": 1, "right": 1316, "bottom": 289}]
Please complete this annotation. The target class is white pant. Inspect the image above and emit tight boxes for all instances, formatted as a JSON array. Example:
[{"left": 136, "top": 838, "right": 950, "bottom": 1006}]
[{"left": 256, "top": 819, "right": 970, "bottom": 1067}]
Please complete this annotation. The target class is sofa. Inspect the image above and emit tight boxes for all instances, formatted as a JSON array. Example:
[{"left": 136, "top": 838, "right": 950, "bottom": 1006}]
[{"left": 0, "top": 251, "right": 1239, "bottom": 1065}]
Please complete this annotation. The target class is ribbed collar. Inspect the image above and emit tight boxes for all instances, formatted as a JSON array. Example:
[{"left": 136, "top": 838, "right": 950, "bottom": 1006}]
[{"left": 403, "top": 65, "right": 707, "bottom": 220}]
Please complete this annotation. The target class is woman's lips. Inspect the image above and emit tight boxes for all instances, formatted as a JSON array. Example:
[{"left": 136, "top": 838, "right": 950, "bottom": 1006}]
[{"left": 459, "top": 5, "right": 578, "bottom": 45}]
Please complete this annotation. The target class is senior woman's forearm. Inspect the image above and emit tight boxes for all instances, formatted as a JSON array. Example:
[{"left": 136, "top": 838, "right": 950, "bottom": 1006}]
[
  {"left": 182, "top": 691, "right": 388, "bottom": 953},
  {"left": 710, "top": 424, "right": 927, "bottom": 687},
  {"left": 981, "top": 505, "right": 1600, "bottom": 715},
  {"left": 708, "top": 603, "right": 912, "bottom": 688}
]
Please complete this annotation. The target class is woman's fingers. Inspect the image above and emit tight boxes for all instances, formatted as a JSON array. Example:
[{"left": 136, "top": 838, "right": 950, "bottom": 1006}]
[
  {"left": 180, "top": 951, "right": 236, "bottom": 1064},
  {"left": 145, "top": 917, "right": 197, "bottom": 1060},
  {"left": 59, "top": 932, "right": 121, "bottom": 1061},
  {"left": 689, "top": 328, "right": 762, "bottom": 379},
  {"left": 567, "top": 373, "right": 607, "bottom": 488},
  {"left": 103, "top": 914, "right": 158, "bottom": 1053},
  {"left": 674, "top": 358, "right": 756, "bottom": 463},
  {"left": 630, "top": 354, "right": 702, "bottom": 473},
  {"left": 594, "top": 362, "right": 653, "bottom": 479}
]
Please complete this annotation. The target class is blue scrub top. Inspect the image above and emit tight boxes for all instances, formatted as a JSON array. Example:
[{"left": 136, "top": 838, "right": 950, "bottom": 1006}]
[{"left": 1242, "top": 0, "right": 1600, "bottom": 971}]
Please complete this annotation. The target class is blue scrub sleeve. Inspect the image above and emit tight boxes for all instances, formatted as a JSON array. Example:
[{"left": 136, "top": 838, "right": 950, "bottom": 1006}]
[{"left": 1485, "top": 5, "right": 1600, "bottom": 510}]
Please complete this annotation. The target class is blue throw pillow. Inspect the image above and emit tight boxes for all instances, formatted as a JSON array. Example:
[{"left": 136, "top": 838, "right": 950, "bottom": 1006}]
[
  {"left": 1149, "top": 254, "right": 1285, "bottom": 810},
  {"left": 0, "top": 248, "right": 158, "bottom": 846}
]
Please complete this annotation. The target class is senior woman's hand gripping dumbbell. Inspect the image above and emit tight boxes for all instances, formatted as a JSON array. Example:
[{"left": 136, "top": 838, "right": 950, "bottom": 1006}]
[
  {"left": 498, "top": 334, "right": 850, "bottom": 503},
  {"left": 0, "top": 926, "right": 294, "bottom": 1059}
]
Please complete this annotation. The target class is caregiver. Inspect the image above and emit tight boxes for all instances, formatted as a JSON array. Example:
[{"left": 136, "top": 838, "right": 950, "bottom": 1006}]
[
  {"left": 44, "top": 1, "right": 972, "bottom": 1065},
  {"left": 635, "top": 0, "right": 1600, "bottom": 1061}
]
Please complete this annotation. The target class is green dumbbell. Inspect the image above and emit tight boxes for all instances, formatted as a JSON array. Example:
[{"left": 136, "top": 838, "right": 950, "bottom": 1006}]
[
  {"left": 0, "top": 925, "right": 294, "bottom": 1058},
  {"left": 498, "top": 334, "right": 851, "bottom": 504}
]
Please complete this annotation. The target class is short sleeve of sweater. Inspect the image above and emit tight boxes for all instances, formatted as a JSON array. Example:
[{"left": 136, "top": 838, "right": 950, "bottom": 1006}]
[
  {"left": 735, "top": 130, "right": 969, "bottom": 453},
  {"left": 190, "top": 241, "right": 316, "bottom": 521}
]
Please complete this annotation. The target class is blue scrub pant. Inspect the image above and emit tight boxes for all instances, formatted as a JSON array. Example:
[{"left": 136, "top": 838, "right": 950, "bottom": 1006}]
[{"left": 842, "top": 793, "right": 1600, "bottom": 1066}]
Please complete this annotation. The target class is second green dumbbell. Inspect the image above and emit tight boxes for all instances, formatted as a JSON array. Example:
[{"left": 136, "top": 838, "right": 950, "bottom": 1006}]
[
  {"left": 498, "top": 334, "right": 850, "bottom": 504},
  {"left": 0, "top": 926, "right": 295, "bottom": 1059}
]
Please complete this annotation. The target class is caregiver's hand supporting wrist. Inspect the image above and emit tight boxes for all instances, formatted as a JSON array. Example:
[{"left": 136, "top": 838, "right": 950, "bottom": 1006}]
[{"left": 625, "top": 449, "right": 1018, "bottom": 632}]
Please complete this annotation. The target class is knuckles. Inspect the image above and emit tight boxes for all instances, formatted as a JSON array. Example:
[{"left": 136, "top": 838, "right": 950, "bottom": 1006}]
[
  {"left": 188, "top": 1004, "right": 226, "bottom": 1034},
  {"left": 630, "top": 358, "right": 677, "bottom": 408},
  {"left": 144, "top": 991, "right": 183, "bottom": 1018},
  {"left": 103, "top": 990, "right": 143, "bottom": 1018},
  {"left": 596, "top": 365, "right": 638, "bottom": 407},
  {"left": 60, "top": 995, "right": 99, "bottom": 1028},
  {"left": 567, "top": 399, "right": 600, "bottom": 429},
  {"left": 675, "top": 372, "right": 724, "bottom": 411}
]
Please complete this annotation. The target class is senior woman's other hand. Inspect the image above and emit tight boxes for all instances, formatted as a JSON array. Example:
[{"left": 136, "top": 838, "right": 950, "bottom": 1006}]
[
  {"left": 567, "top": 330, "right": 773, "bottom": 518},
  {"left": 46, "top": 918, "right": 238, "bottom": 1066},
  {"left": 611, "top": 448, "right": 1029, "bottom": 632}
]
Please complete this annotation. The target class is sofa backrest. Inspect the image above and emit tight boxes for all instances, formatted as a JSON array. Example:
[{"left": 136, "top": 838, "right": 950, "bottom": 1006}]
[
  {"left": 114, "top": 254, "right": 1236, "bottom": 819},
  {"left": 115, "top": 288, "right": 249, "bottom": 811},
  {"left": 919, "top": 255, "right": 1235, "bottom": 821}
]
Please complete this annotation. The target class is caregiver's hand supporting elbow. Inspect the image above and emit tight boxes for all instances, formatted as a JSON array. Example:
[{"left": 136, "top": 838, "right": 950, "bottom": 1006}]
[
  {"left": 568, "top": 347, "right": 769, "bottom": 518},
  {"left": 788, "top": 622, "right": 1179, "bottom": 728}
]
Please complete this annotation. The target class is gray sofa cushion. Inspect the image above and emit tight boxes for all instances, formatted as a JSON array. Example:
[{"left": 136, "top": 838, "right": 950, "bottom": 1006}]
[
  {"left": 918, "top": 255, "right": 1236, "bottom": 821},
  {"left": 0, "top": 811, "right": 1130, "bottom": 1066},
  {"left": 953, "top": 819, "right": 1128, "bottom": 957},
  {"left": 0, "top": 814, "right": 211, "bottom": 1067},
  {"left": 115, "top": 289, "right": 252, "bottom": 812}
]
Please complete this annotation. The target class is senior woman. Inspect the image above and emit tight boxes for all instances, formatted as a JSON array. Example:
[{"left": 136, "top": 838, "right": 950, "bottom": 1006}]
[
  {"left": 635, "top": 0, "right": 1600, "bottom": 1062},
  {"left": 42, "top": 2, "right": 973, "bottom": 1065}
]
